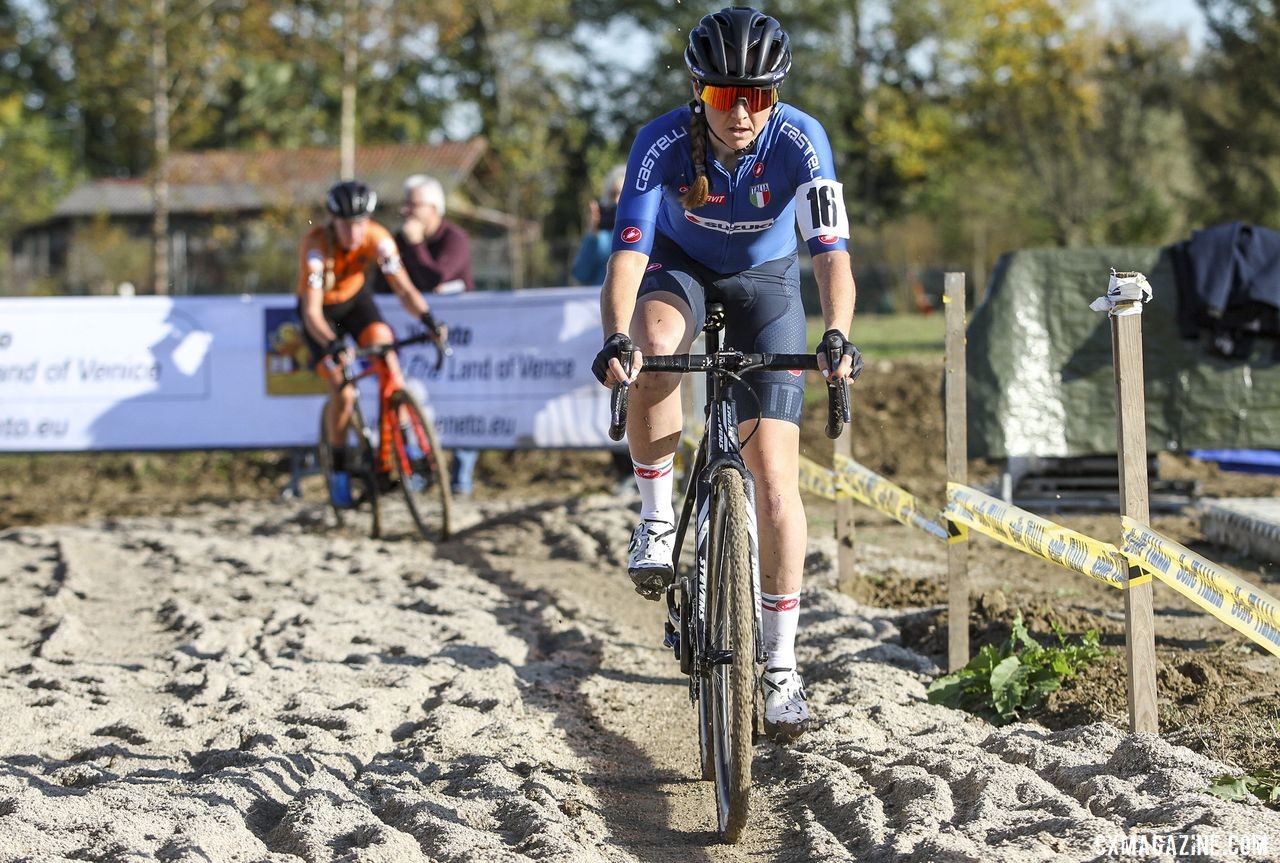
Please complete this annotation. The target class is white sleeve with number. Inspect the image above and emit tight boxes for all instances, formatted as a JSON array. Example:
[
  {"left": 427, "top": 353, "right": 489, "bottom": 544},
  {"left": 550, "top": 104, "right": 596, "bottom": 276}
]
[{"left": 794, "top": 178, "right": 849, "bottom": 241}]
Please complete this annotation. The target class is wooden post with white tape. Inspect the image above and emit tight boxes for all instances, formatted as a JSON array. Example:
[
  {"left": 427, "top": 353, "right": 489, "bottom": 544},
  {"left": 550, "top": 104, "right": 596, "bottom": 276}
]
[
  {"left": 944, "top": 272, "right": 970, "bottom": 670},
  {"left": 1097, "top": 271, "right": 1159, "bottom": 733}
]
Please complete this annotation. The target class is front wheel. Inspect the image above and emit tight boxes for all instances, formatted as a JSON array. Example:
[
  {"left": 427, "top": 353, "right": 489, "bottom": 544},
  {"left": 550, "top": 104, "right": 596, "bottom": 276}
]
[
  {"left": 388, "top": 388, "right": 453, "bottom": 541},
  {"left": 316, "top": 401, "right": 380, "bottom": 539},
  {"left": 704, "top": 469, "right": 756, "bottom": 843}
]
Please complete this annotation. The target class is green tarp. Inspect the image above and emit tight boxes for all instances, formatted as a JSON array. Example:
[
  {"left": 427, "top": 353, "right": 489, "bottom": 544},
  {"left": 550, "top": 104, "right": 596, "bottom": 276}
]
[{"left": 966, "top": 247, "right": 1280, "bottom": 458}]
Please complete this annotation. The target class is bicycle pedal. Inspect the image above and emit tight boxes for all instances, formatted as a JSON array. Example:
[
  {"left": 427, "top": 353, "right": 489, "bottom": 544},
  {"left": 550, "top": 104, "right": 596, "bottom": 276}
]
[
  {"left": 628, "top": 568, "right": 670, "bottom": 601},
  {"left": 763, "top": 718, "right": 812, "bottom": 745}
]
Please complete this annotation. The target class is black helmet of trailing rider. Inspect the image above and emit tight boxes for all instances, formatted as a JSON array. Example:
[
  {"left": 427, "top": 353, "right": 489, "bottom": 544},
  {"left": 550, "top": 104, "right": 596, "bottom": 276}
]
[{"left": 325, "top": 180, "right": 377, "bottom": 219}]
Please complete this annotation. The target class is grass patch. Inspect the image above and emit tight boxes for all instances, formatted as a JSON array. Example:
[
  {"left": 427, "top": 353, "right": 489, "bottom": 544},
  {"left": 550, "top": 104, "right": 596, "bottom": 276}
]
[
  {"left": 926, "top": 613, "right": 1108, "bottom": 724},
  {"left": 807, "top": 312, "right": 945, "bottom": 361}
]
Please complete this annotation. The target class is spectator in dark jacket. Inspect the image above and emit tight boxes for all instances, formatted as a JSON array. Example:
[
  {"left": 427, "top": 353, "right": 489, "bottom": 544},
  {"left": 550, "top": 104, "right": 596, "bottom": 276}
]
[
  {"left": 571, "top": 165, "right": 626, "bottom": 286},
  {"left": 376, "top": 174, "right": 480, "bottom": 497}
]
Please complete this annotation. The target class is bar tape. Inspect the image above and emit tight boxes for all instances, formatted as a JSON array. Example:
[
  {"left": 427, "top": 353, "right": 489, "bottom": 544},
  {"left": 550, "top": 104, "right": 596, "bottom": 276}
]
[
  {"left": 1122, "top": 517, "right": 1280, "bottom": 657},
  {"left": 834, "top": 454, "right": 949, "bottom": 540},
  {"left": 945, "top": 483, "right": 1144, "bottom": 589}
]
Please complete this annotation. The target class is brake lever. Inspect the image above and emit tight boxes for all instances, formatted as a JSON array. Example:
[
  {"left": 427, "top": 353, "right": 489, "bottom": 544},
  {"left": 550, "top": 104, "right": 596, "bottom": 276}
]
[
  {"left": 608, "top": 345, "right": 633, "bottom": 442},
  {"left": 824, "top": 334, "right": 851, "bottom": 439}
]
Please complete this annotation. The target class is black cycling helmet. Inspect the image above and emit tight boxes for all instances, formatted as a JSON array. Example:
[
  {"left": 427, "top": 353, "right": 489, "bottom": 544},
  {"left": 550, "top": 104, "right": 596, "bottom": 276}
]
[
  {"left": 684, "top": 6, "right": 792, "bottom": 88},
  {"left": 325, "top": 180, "right": 377, "bottom": 219}
]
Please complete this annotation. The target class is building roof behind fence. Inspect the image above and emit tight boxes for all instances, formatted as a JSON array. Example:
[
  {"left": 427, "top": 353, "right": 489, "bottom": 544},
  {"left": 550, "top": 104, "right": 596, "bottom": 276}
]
[{"left": 52, "top": 139, "right": 489, "bottom": 219}]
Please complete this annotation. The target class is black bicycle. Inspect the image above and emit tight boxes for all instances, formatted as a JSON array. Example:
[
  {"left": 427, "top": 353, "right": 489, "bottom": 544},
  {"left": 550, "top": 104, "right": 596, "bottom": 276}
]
[
  {"left": 317, "top": 329, "right": 453, "bottom": 541},
  {"left": 608, "top": 303, "right": 850, "bottom": 843}
]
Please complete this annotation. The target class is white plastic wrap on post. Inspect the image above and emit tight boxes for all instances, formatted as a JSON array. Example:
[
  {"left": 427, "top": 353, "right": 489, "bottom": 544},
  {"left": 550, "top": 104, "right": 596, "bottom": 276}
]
[{"left": 1089, "top": 269, "right": 1153, "bottom": 317}]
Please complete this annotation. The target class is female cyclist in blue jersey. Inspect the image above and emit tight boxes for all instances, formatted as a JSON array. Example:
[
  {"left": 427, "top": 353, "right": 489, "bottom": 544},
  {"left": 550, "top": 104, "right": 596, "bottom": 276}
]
[{"left": 592, "top": 6, "right": 862, "bottom": 742}]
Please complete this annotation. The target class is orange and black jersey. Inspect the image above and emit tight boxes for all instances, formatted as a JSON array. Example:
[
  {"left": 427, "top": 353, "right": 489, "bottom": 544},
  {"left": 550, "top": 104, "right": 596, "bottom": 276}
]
[{"left": 297, "top": 221, "right": 401, "bottom": 306}]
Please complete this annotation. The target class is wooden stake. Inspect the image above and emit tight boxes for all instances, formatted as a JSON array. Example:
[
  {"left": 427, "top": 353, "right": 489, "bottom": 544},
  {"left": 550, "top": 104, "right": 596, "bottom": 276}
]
[
  {"left": 944, "top": 272, "right": 970, "bottom": 670},
  {"left": 1109, "top": 277, "right": 1159, "bottom": 733},
  {"left": 834, "top": 431, "right": 857, "bottom": 595}
]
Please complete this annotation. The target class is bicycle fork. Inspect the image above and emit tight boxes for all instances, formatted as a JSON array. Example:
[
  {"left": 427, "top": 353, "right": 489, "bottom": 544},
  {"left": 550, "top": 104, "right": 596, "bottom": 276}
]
[{"left": 678, "top": 460, "right": 765, "bottom": 705}]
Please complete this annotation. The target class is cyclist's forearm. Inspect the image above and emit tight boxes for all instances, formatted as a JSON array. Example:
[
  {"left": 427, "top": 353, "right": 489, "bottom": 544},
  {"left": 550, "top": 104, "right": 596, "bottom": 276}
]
[
  {"left": 812, "top": 250, "right": 856, "bottom": 334},
  {"left": 600, "top": 250, "right": 649, "bottom": 336},
  {"left": 300, "top": 297, "right": 335, "bottom": 345}
]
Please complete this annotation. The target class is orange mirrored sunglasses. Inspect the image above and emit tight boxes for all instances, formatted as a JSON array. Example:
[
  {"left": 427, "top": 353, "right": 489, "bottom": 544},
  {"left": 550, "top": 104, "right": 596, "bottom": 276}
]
[{"left": 699, "top": 83, "right": 778, "bottom": 113}]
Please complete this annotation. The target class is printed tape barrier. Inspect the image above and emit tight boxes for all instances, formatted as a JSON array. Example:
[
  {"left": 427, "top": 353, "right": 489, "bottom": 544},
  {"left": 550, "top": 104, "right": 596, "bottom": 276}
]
[
  {"left": 797, "top": 455, "right": 844, "bottom": 501},
  {"left": 945, "top": 483, "right": 1141, "bottom": 590},
  {"left": 1122, "top": 517, "right": 1280, "bottom": 657},
  {"left": 833, "top": 453, "right": 949, "bottom": 540},
  {"left": 795, "top": 451, "right": 1279, "bottom": 656}
]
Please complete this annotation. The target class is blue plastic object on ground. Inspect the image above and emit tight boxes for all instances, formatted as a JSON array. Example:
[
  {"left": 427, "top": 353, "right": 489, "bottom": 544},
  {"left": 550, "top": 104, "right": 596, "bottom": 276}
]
[{"left": 1189, "top": 449, "right": 1280, "bottom": 475}]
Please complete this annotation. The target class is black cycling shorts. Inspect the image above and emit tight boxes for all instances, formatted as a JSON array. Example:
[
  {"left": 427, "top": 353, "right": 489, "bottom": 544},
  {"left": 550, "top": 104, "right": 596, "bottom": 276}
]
[
  {"left": 300, "top": 285, "right": 386, "bottom": 366},
  {"left": 637, "top": 233, "right": 807, "bottom": 425}
]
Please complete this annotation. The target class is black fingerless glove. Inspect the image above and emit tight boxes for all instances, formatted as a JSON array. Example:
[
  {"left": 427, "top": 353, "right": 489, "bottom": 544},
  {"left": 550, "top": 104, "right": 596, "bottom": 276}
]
[
  {"left": 591, "top": 332, "right": 634, "bottom": 385},
  {"left": 325, "top": 338, "right": 346, "bottom": 361},
  {"left": 420, "top": 310, "right": 441, "bottom": 335},
  {"left": 816, "top": 329, "right": 864, "bottom": 381}
]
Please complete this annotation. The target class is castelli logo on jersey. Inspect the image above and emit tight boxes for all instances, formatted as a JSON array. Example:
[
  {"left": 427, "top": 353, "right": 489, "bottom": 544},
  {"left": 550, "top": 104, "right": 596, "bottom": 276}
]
[
  {"left": 818, "top": 234, "right": 838, "bottom": 245},
  {"left": 775, "top": 598, "right": 800, "bottom": 611},
  {"left": 646, "top": 263, "right": 663, "bottom": 272},
  {"left": 753, "top": 162, "right": 765, "bottom": 177},
  {"left": 678, "top": 185, "right": 689, "bottom": 193},
  {"left": 621, "top": 227, "right": 643, "bottom": 243},
  {"left": 788, "top": 368, "right": 803, "bottom": 377}
]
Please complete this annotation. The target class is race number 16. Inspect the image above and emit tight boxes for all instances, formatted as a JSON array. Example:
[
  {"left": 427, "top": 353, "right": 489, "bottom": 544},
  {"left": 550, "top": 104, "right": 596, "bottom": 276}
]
[
  {"left": 794, "top": 178, "right": 849, "bottom": 241},
  {"left": 807, "top": 185, "right": 837, "bottom": 229}
]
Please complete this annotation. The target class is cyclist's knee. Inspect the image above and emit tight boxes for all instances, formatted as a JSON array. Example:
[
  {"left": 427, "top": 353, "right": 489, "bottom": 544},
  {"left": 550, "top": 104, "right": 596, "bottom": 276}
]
[{"left": 360, "top": 321, "right": 394, "bottom": 346}]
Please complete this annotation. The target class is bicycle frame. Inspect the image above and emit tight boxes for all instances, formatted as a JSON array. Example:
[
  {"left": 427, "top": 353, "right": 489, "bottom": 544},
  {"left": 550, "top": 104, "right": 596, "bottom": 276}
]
[
  {"left": 608, "top": 307, "right": 851, "bottom": 840},
  {"left": 336, "top": 330, "right": 445, "bottom": 475},
  {"left": 670, "top": 312, "right": 765, "bottom": 699}
]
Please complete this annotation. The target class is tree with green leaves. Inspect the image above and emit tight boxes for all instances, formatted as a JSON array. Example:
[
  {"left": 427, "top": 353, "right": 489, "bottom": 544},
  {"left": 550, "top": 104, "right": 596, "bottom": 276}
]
[{"left": 1185, "top": 0, "right": 1280, "bottom": 226}]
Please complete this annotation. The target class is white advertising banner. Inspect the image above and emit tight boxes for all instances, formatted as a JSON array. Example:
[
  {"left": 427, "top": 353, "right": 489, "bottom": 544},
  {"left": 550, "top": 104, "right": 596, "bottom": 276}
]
[{"left": 0, "top": 288, "right": 616, "bottom": 452}]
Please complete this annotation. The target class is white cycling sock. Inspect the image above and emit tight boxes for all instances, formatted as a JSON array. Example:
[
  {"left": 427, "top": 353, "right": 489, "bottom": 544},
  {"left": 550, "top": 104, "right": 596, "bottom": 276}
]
[
  {"left": 761, "top": 590, "right": 801, "bottom": 670},
  {"left": 633, "top": 456, "right": 675, "bottom": 523}
]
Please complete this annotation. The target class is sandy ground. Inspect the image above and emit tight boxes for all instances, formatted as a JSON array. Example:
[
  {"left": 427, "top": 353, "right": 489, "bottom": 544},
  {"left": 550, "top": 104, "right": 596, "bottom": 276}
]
[{"left": 2, "top": 491, "right": 1279, "bottom": 862}]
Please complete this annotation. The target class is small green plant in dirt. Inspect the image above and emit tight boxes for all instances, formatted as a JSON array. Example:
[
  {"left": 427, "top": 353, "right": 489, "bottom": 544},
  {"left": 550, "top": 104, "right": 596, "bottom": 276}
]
[
  {"left": 926, "top": 613, "right": 1107, "bottom": 724},
  {"left": 1207, "top": 769, "right": 1280, "bottom": 807}
]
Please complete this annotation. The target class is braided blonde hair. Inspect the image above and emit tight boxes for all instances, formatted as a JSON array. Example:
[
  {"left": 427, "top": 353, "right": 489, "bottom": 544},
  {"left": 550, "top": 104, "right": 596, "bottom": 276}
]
[{"left": 680, "top": 99, "right": 710, "bottom": 210}]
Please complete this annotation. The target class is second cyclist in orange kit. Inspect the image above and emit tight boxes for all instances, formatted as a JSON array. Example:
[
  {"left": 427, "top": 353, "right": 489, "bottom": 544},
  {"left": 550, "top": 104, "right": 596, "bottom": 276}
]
[{"left": 297, "top": 180, "right": 446, "bottom": 507}]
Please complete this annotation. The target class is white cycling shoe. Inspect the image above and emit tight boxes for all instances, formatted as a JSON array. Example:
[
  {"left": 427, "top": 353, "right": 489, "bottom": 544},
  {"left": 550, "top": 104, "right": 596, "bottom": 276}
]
[
  {"left": 627, "top": 518, "right": 676, "bottom": 600},
  {"left": 762, "top": 667, "right": 812, "bottom": 743}
]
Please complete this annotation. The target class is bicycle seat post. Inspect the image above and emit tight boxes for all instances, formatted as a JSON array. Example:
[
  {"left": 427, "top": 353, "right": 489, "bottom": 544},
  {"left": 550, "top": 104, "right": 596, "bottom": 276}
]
[{"left": 703, "top": 303, "right": 725, "bottom": 354}]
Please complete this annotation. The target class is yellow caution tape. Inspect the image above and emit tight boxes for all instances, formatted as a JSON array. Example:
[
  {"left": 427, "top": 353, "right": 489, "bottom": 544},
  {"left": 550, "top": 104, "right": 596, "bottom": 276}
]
[
  {"left": 797, "top": 456, "right": 842, "bottom": 501},
  {"left": 834, "top": 454, "right": 948, "bottom": 541},
  {"left": 1122, "top": 517, "right": 1280, "bottom": 657},
  {"left": 945, "top": 483, "right": 1141, "bottom": 589}
]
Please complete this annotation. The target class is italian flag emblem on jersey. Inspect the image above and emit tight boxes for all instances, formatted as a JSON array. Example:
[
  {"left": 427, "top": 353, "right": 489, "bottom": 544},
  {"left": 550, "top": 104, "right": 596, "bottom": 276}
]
[{"left": 749, "top": 183, "right": 771, "bottom": 208}]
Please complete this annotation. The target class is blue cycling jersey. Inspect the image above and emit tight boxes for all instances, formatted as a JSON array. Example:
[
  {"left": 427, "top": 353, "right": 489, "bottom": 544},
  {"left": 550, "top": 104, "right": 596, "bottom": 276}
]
[{"left": 612, "top": 102, "right": 850, "bottom": 273}]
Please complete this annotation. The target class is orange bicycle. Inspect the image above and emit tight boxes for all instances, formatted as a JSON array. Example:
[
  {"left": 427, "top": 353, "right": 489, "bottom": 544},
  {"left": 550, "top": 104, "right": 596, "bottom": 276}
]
[{"left": 316, "top": 331, "right": 453, "bottom": 541}]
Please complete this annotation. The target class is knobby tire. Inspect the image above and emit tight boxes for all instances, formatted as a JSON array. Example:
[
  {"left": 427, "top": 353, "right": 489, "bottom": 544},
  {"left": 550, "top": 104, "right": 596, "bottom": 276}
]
[
  {"left": 389, "top": 389, "right": 453, "bottom": 542},
  {"left": 706, "top": 469, "right": 755, "bottom": 843}
]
